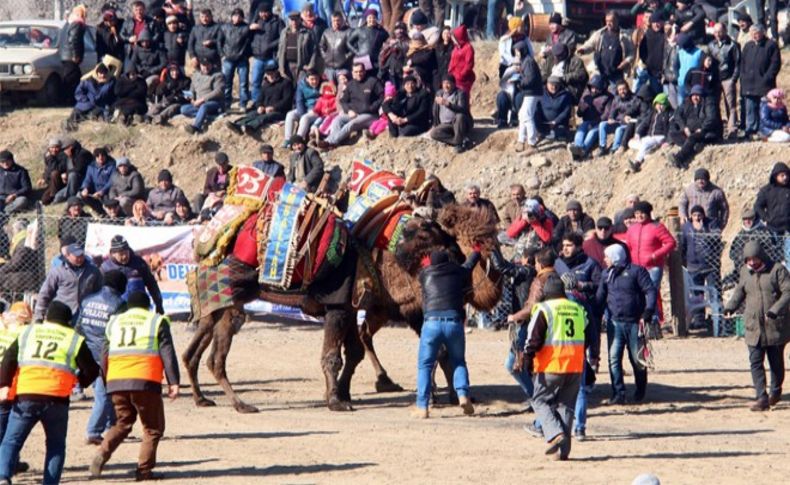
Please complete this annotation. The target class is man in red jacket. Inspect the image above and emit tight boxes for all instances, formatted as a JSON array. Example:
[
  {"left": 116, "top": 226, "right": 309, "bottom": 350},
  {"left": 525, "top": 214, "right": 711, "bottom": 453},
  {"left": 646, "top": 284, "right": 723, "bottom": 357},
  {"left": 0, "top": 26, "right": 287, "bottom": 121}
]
[{"left": 625, "top": 201, "right": 676, "bottom": 331}]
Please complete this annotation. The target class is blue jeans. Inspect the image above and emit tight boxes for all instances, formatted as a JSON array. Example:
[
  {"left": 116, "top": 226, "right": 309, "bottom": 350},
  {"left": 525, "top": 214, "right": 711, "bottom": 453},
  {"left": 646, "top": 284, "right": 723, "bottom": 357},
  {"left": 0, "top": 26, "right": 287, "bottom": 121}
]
[
  {"left": 0, "top": 403, "right": 9, "bottom": 441},
  {"left": 222, "top": 58, "right": 250, "bottom": 107},
  {"left": 250, "top": 57, "right": 274, "bottom": 104},
  {"left": 486, "top": 0, "right": 511, "bottom": 39},
  {"left": 598, "top": 121, "right": 626, "bottom": 150},
  {"left": 573, "top": 120, "right": 600, "bottom": 153},
  {"left": 86, "top": 377, "right": 115, "bottom": 439},
  {"left": 180, "top": 100, "right": 222, "bottom": 130},
  {"left": 0, "top": 400, "right": 69, "bottom": 483},
  {"left": 647, "top": 266, "right": 663, "bottom": 324},
  {"left": 505, "top": 323, "right": 533, "bottom": 399},
  {"left": 416, "top": 316, "right": 470, "bottom": 409},
  {"left": 784, "top": 235, "right": 790, "bottom": 270},
  {"left": 607, "top": 319, "right": 647, "bottom": 399},
  {"left": 743, "top": 95, "right": 761, "bottom": 134},
  {"left": 574, "top": 364, "right": 593, "bottom": 432}
]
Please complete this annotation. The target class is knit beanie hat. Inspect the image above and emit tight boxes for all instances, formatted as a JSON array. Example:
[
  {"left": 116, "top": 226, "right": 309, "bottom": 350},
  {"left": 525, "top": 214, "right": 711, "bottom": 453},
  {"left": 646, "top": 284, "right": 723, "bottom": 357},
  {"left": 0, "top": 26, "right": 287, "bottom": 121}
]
[
  {"left": 633, "top": 201, "right": 653, "bottom": 215},
  {"left": 507, "top": 16, "right": 523, "bottom": 33},
  {"left": 694, "top": 168, "right": 710, "bottom": 181},
  {"left": 653, "top": 93, "right": 669, "bottom": 106},
  {"left": 46, "top": 301, "right": 73, "bottom": 325},
  {"left": 690, "top": 205, "right": 705, "bottom": 216},
  {"left": 103, "top": 269, "right": 128, "bottom": 294},
  {"left": 384, "top": 81, "right": 397, "bottom": 97}
]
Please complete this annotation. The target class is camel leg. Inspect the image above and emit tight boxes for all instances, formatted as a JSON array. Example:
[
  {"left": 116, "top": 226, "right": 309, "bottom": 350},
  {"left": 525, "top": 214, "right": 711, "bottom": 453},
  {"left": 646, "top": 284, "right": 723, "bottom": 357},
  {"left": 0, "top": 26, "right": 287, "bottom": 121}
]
[
  {"left": 359, "top": 311, "right": 404, "bottom": 393},
  {"left": 322, "top": 307, "right": 352, "bottom": 411},
  {"left": 210, "top": 309, "right": 259, "bottom": 414},
  {"left": 337, "top": 314, "right": 366, "bottom": 403},
  {"left": 181, "top": 313, "right": 217, "bottom": 408}
]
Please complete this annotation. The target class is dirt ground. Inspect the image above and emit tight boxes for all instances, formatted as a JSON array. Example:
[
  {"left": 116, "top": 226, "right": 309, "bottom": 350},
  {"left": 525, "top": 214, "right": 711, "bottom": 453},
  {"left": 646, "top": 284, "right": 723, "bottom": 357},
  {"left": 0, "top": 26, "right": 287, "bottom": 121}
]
[{"left": 7, "top": 319, "right": 790, "bottom": 484}]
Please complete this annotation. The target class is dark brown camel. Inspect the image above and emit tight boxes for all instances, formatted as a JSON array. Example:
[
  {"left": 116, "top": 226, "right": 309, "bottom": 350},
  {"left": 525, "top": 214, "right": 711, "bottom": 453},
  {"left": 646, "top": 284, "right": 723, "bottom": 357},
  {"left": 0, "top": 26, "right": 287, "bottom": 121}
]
[{"left": 181, "top": 204, "right": 502, "bottom": 413}]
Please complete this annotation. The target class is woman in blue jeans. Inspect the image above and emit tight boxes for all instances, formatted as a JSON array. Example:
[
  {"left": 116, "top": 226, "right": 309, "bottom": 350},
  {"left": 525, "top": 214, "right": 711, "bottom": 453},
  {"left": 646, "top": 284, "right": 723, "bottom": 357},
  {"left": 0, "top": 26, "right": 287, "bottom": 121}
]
[{"left": 414, "top": 247, "right": 480, "bottom": 418}]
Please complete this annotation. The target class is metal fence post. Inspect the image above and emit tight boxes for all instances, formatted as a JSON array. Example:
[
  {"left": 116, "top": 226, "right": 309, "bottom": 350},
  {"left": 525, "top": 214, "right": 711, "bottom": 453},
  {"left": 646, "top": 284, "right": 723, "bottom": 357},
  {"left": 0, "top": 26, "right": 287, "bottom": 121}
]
[
  {"left": 54, "top": 0, "right": 63, "bottom": 20},
  {"left": 666, "top": 213, "right": 688, "bottom": 337}
]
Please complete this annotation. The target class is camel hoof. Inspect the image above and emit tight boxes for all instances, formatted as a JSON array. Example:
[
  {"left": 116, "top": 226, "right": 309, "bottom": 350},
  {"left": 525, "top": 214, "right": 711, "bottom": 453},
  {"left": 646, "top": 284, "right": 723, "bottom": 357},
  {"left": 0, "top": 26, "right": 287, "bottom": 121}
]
[
  {"left": 195, "top": 397, "right": 216, "bottom": 407},
  {"left": 234, "top": 402, "right": 260, "bottom": 414},
  {"left": 327, "top": 398, "right": 354, "bottom": 412},
  {"left": 375, "top": 375, "right": 404, "bottom": 393}
]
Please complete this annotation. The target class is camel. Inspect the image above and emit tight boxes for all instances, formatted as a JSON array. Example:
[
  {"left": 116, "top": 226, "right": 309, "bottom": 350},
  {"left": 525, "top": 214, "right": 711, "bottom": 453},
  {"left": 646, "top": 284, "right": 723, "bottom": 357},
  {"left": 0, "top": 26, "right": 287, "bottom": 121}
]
[{"left": 181, "top": 203, "right": 502, "bottom": 413}]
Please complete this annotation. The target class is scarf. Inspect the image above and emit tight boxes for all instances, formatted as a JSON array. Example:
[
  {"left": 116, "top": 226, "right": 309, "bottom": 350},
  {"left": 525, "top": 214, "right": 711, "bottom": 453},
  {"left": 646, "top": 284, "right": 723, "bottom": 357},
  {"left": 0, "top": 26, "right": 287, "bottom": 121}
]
[{"left": 407, "top": 38, "right": 430, "bottom": 58}]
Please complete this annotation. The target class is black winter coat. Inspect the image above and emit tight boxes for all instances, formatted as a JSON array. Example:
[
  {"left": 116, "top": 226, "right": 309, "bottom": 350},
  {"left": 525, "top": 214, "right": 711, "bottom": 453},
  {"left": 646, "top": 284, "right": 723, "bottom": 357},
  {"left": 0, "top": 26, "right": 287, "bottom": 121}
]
[
  {"left": 154, "top": 73, "right": 191, "bottom": 104},
  {"left": 188, "top": 22, "right": 222, "bottom": 61},
  {"left": 128, "top": 45, "right": 166, "bottom": 78},
  {"left": 419, "top": 252, "right": 480, "bottom": 317},
  {"left": 256, "top": 77, "right": 294, "bottom": 114},
  {"left": 383, "top": 89, "right": 431, "bottom": 131},
  {"left": 347, "top": 25, "right": 389, "bottom": 66},
  {"left": 220, "top": 22, "right": 251, "bottom": 62},
  {"left": 96, "top": 21, "right": 125, "bottom": 61},
  {"left": 340, "top": 76, "right": 384, "bottom": 115},
  {"left": 250, "top": 15, "right": 283, "bottom": 60},
  {"left": 740, "top": 38, "right": 781, "bottom": 97},
  {"left": 636, "top": 107, "right": 673, "bottom": 137},
  {"left": 61, "top": 21, "right": 86, "bottom": 61},
  {"left": 672, "top": 97, "right": 722, "bottom": 137},
  {"left": 754, "top": 162, "right": 790, "bottom": 233},
  {"left": 577, "top": 88, "right": 612, "bottom": 123},
  {"left": 163, "top": 30, "right": 188, "bottom": 65}
]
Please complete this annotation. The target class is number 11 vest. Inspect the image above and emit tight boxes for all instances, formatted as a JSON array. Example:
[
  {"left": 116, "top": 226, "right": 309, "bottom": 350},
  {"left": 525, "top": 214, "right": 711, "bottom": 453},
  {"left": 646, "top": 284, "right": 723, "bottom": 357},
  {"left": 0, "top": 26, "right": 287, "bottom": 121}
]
[{"left": 106, "top": 307, "right": 165, "bottom": 384}]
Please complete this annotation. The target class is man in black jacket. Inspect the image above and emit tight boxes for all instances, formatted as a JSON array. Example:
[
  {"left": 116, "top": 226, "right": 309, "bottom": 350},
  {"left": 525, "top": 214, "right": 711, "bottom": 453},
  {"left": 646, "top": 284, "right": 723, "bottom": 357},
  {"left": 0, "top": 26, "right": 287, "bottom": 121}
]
[
  {"left": 39, "top": 138, "right": 68, "bottom": 205},
  {"left": 287, "top": 136, "right": 324, "bottom": 192},
  {"left": 412, "top": 246, "right": 481, "bottom": 418},
  {"left": 0, "top": 151, "right": 32, "bottom": 214},
  {"left": 54, "top": 137, "right": 93, "bottom": 204},
  {"left": 383, "top": 76, "right": 431, "bottom": 137},
  {"left": 319, "top": 13, "right": 352, "bottom": 82},
  {"left": 249, "top": 2, "right": 283, "bottom": 104},
  {"left": 220, "top": 8, "right": 251, "bottom": 109},
  {"left": 740, "top": 24, "right": 781, "bottom": 137},
  {"left": 61, "top": 7, "right": 87, "bottom": 105},
  {"left": 430, "top": 75, "right": 473, "bottom": 153},
  {"left": 96, "top": 8, "right": 125, "bottom": 63},
  {"left": 227, "top": 63, "right": 294, "bottom": 134},
  {"left": 162, "top": 14, "right": 188, "bottom": 67},
  {"left": 187, "top": 9, "right": 221, "bottom": 65},
  {"left": 320, "top": 63, "right": 383, "bottom": 148},
  {"left": 346, "top": 9, "right": 389, "bottom": 74},
  {"left": 708, "top": 23, "right": 740, "bottom": 139},
  {"left": 754, "top": 162, "right": 790, "bottom": 237},
  {"left": 127, "top": 29, "right": 166, "bottom": 85},
  {"left": 667, "top": 85, "right": 722, "bottom": 167},
  {"left": 674, "top": 0, "right": 707, "bottom": 45}
]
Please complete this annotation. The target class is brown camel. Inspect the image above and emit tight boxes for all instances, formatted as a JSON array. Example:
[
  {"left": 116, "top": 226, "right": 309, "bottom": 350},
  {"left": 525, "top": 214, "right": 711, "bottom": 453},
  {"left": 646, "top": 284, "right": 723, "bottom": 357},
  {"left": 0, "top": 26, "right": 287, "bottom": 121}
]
[{"left": 181, "top": 204, "right": 502, "bottom": 413}]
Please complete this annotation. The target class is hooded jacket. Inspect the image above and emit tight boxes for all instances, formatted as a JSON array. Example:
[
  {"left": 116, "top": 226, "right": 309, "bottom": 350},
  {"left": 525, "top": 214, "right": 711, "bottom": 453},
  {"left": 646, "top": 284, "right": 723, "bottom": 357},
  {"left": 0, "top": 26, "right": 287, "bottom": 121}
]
[
  {"left": 448, "top": 25, "right": 475, "bottom": 94},
  {"left": 577, "top": 78, "right": 612, "bottom": 123},
  {"left": 188, "top": 21, "right": 222, "bottom": 61},
  {"left": 754, "top": 162, "right": 790, "bottom": 233},
  {"left": 740, "top": 37, "right": 781, "bottom": 97},
  {"left": 596, "top": 262, "right": 656, "bottom": 323},
  {"left": 251, "top": 14, "right": 284, "bottom": 60},
  {"left": 0, "top": 163, "right": 32, "bottom": 198},
  {"left": 128, "top": 30, "right": 167, "bottom": 77},
  {"left": 220, "top": 21, "right": 251, "bottom": 62},
  {"left": 724, "top": 241, "right": 790, "bottom": 347},
  {"left": 625, "top": 218, "right": 677, "bottom": 268},
  {"left": 319, "top": 26, "right": 352, "bottom": 69}
]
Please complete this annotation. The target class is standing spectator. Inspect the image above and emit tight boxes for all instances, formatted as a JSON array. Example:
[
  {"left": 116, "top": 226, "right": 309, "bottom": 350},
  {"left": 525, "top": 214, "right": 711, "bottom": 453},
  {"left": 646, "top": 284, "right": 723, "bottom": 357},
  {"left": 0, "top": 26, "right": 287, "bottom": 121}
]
[
  {"left": 57, "top": 197, "right": 92, "bottom": 246},
  {"left": 634, "top": 12, "right": 665, "bottom": 96},
  {"left": 320, "top": 63, "right": 383, "bottom": 149},
  {"left": 724, "top": 208, "right": 784, "bottom": 286},
  {"left": 552, "top": 200, "right": 595, "bottom": 246},
  {"left": 674, "top": 0, "right": 706, "bottom": 45},
  {"left": 667, "top": 85, "right": 722, "bottom": 168},
  {"left": 252, "top": 144, "right": 285, "bottom": 178},
  {"left": 543, "top": 13, "right": 578, "bottom": 55},
  {"left": 101, "top": 236, "right": 164, "bottom": 313},
  {"left": 404, "top": 32, "right": 438, "bottom": 90},
  {"left": 127, "top": 30, "right": 166, "bottom": 85},
  {"left": 576, "top": 12, "right": 634, "bottom": 90},
  {"left": 568, "top": 75, "right": 612, "bottom": 161},
  {"left": 181, "top": 57, "right": 225, "bottom": 134},
  {"left": 55, "top": 137, "right": 94, "bottom": 204},
  {"left": 538, "top": 43, "right": 588, "bottom": 103},
  {"left": 249, "top": 2, "right": 284, "bottom": 104},
  {"left": 108, "top": 157, "right": 145, "bottom": 216},
  {"left": 146, "top": 170, "right": 186, "bottom": 221},
  {"left": 79, "top": 148, "right": 116, "bottom": 214},
  {"left": 419, "top": 0, "right": 446, "bottom": 30},
  {"left": 75, "top": 271, "right": 128, "bottom": 445},
  {"left": 502, "top": 184, "right": 526, "bottom": 226},
  {"left": 628, "top": 92, "right": 672, "bottom": 172},
  {"left": 708, "top": 23, "right": 740, "bottom": 140},
  {"left": 740, "top": 24, "right": 781, "bottom": 138},
  {"left": 504, "top": 199, "right": 555, "bottom": 251},
  {"left": 661, "top": 28, "right": 680, "bottom": 109},
  {"left": 194, "top": 152, "right": 233, "bottom": 211},
  {"left": 430, "top": 75, "right": 473, "bottom": 153},
  {"left": 724, "top": 241, "right": 790, "bottom": 411},
  {"left": 111, "top": 68, "right": 149, "bottom": 125},
  {"left": 434, "top": 27, "right": 454, "bottom": 91},
  {"left": 220, "top": 8, "right": 252, "bottom": 110},
  {"left": 462, "top": 183, "right": 499, "bottom": 226},
  {"left": 596, "top": 244, "right": 655, "bottom": 404},
  {"left": 596, "top": 81, "right": 638, "bottom": 156},
  {"left": 347, "top": 9, "right": 389, "bottom": 75},
  {"left": 676, "top": 33, "right": 702, "bottom": 106},
  {"left": 320, "top": 13, "right": 352, "bottom": 82},
  {"left": 39, "top": 138, "right": 68, "bottom": 205},
  {"left": 379, "top": 22, "right": 410, "bottom": 87},
  {"left": 162, "top": 14, "right": 188, "bottom": 67},
  {"left": 63, "top": 64, "right": 117, "bottom": 132},
  {"left": 187, "top": 9, "right": 222, "bottom": 66},
  {"left": 680, "top": 205, "right": 723, "bottom": 328},
  {"left": 0, "top": 151, "right": 32, "bottom": 215},
  {"left": 754, "top": 162, "right": 790, "bottom": 241},
  {"left": 96, "top": 8, "right": 125, "bottom": 63},
  {"left": 277, "top": 12, "right": 318, "bottom": 83},
  {"left": 299, "top": 4, "right": 327, "bottom": 48},
  {"left": 121, "top": 1, "right": 153, "bottom": 58},
  {"left": 448, "top": 25, "right": 475, "bottom": 95},
  {"left": 287, "top": 136, "right": 324, "bottom": 192},
  {"left": 582, "top": 217, "right": 630, "bottom": 268},
  {"left": 678, "top": 168, "right": 730, "bottom": 229},
  {"left": 383, "top": 75, "right": 431, "bottom": 137},
  {"left": 227, "top": 63, "right": 294, "bottom": 135},
  {"left": 759, "top": 88, "right": 790, "bottom": 142},
  {"left": 34, "top": 242, "right": 103, "bottom": 322},
  {"left": 283, "top": 71, "right": 321, "bottom": 147},
  {"left": 62, "top": 5, "right": 88, "bottom": 105},
  {"left": 149, "top": 62, "right": 191, "bottom": 125}
]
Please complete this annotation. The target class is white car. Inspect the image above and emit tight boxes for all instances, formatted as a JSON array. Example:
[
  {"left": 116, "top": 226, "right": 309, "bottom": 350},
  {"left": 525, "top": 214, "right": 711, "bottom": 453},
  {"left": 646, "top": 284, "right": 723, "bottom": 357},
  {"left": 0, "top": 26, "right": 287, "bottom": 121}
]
[{"left": 0, "top": 20, "right": 97, "bottom": 104}]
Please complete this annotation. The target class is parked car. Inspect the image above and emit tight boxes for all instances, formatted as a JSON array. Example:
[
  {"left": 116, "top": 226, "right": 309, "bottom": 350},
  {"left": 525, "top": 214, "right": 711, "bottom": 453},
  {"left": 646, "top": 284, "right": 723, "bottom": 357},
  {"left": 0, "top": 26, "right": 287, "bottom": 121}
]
[{"left": 0, "top": 20, "right": 97, "bottom": 105}]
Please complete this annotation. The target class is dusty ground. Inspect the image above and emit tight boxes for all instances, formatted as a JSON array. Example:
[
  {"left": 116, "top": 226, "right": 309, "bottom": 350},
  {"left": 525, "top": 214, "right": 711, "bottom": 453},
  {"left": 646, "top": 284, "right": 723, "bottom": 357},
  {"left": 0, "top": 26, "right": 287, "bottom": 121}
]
[{"left": 7, "top": 320, "right": 790, "bottom": 484}]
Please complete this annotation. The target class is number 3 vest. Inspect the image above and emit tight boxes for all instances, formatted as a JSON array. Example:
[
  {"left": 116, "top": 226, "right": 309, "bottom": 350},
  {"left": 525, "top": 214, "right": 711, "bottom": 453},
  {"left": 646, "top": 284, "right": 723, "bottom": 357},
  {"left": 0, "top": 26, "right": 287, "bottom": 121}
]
[
  {"left": 16, "top": 322, "right": 83, "bottom": 398},
  {"left": 529, "top": 299, "right": 586, "bottom": 374},
  {"left": 106, "top": 307, "right": 165, "bottom": 384}
]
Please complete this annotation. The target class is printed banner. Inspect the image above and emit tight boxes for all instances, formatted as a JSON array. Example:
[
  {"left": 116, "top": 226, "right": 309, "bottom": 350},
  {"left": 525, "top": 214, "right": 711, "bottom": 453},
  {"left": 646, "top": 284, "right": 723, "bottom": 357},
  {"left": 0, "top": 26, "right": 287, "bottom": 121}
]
[{"left": 84, "top": 223, "right": 318, "bottom": 321}]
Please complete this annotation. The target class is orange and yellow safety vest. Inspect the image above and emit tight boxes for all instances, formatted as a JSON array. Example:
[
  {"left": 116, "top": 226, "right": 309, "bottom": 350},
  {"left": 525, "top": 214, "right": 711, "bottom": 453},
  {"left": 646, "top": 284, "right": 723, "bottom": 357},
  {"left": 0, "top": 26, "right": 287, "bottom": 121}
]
[
  {"left": 106, "top": 307, "right": 165, "bottom": 384},
  {"left": 16, "top": 322, "right": 82, "bottom": 398},
  {"left": 529, "top": 298, "right": 586, "bottom": 374}
]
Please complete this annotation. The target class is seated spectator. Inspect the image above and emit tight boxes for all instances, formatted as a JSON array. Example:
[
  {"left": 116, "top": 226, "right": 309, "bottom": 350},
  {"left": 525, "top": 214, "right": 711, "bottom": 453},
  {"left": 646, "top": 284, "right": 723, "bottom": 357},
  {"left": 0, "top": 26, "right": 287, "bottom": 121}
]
[
  {"left": 298, "top": 81, "right": 337, "bottom": 144},
  {"left": 538, "top": 42, "right": 587, "bottom": 103},
  {"left": 619, "top": 84, "right": 659, "bottom": 151},
  {"left": 127, "top": 29, "right": 166, "bottom": 85},
  {"left": 252, "top": 144, "right": 285, "bottom": 178},
  {"left": 319, "top": 63, "right": 383, "bottom": 149},
  {"left": 430, "top": 75, "right": 473, "bottom": 153},
  {"left": 194, "top": 152, "right": 233, "bottom": 212},
  {"left": 38, "top": 137, "right": 68, "bottom": 205},
  {"left": 404, "top": 32, "right": 437, "bottom": 91},
  {"left": 679, "top": 205, "right": 723, "bottom": 329},
  {"left": 146, "top": 169, "right": 186, "bottom": 220},
  {"left": 568, "top": 75, "right": 612, "bottom": 161},
  {"left": 101, "top": 199, "right": 126, "bottom": 224},
  {"left": 164, "top": 198, "right": 195, "bottom": 225},
  {"left": 227, "top": 63, "right": 294, "bottom": 135},
  {"left": 162, "top": 14, "right": 188, "bottom": 67},
  {"left": 181, "top": 57, "right": 225, "bottom": 135},
  {"left": 57, "top": 197, "right": 91, "bottom": 245},
  {"left": 0, "top": 151, "right": 32, "bottom": 215},
  {"left": 383, "top": 76, "right": 431, "bottom": 137},
  {"left": 54, "top": 137, "right": 93, "bottom": 204},
  {"left": 0, "top": 219, "right": 39, "bottom": 296},
  {"left": 552, "top": 200, "right": 595, "bottom": 246},
  {"left": 126, "top": 200, "right": 155, "bottom": 226},
  {"left": 107, "top": 157, "right": 145, "bottom": 216},
  {"left": 667, "top": 85, "right": 722, "bottom": 168},
  {"left": 378, "top": 22, "right": 409, "bottom": 87},
  {"left": 288, "top": 136, "right": 324, "bottom": 192},
  {"left": 597, "top": 81, "right": 638, "bottom": 156},
  {"left": 535, "top": 76, "right": 573, "bottom": 142},
  {"left": 149, "top": 62, "right": 191, "bottom": 125},
  {"left": 63, "top": 64, "right": 116, "bottom": 132},
  {"left": 283, "top": 70, "right": 321, "bottom": 148},
  {"left": 220, "top": 8, "right": 252, "bottom": 109},
  {"left": 111, "top": 68, "right": 148, "bottom": 125},
  {"left": 759, "top": 88, "right": 790, "bottom": 142},
  {"left": 448, "top": 25, "right": 475, "bottom": 95},
  {"left": 79, "top": 147, "right": 116, "bottom": 214},
  {"left": 628, "top": 92, "right": 673, "bottom": 172}
]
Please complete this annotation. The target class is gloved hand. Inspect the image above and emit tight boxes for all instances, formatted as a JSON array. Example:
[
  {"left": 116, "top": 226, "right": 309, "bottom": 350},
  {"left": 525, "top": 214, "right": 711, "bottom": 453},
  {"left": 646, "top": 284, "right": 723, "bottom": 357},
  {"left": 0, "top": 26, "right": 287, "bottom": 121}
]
[
  {"left": 560, "top": 272, "right": 578, "bottom": 291},
  {"left": 766, "top": 311, "right": 778, "bottom": 320}
]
